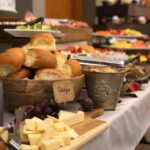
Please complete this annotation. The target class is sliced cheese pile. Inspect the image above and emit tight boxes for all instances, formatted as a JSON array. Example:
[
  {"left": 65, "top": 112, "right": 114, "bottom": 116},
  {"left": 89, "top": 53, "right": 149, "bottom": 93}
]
[
  {"left": 20, "top": 116, "right": 79, "bottom": 150},
  {"left": 59, "top": 110, "right": 84, "bottom": 126}
]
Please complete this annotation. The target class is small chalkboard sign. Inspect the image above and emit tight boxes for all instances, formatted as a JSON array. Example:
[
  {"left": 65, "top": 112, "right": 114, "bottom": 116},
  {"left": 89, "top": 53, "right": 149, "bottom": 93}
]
[{"left": 53, "top": 81, "right": 75, "bottom": 104}]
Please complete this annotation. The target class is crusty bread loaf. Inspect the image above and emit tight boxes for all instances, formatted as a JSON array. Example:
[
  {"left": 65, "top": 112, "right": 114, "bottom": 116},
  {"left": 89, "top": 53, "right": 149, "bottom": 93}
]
[
  {"left": 34, "top": 68, "right": 64, "bottom": 80},
  {"left": 7, "top": 67, "right": 32, "bottom": 79},
  {"left": 0, "top": 48, "right": 26, "bottom": 77},
  {"left": 29, "top": 33, "right": 56, "bottom": 51},
  {"left": 54, "top": 51, "right": 67, "bottom": 68},
  {"left": 24, "top": 49, "right": 57, "bottom": 69},
  {"left": 66, "top": 59, "right": 82, "bottom": 77}
]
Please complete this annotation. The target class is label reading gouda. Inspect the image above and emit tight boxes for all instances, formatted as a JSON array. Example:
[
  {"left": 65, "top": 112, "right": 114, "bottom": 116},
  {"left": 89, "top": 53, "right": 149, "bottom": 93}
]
[{"left": 53, "top": 81, "right": 75, "bottom": 103}]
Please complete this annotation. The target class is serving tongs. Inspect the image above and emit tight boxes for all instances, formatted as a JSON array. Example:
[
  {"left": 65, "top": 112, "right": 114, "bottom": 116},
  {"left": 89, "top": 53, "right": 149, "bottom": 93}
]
[
  {"left": 70, "top": 55, "right": 125, "bottom": 68},
  {"left": 24, "top": 17, "right": 44, "bottom": 26},
  {"left": 7, "top": 108, "right": 24, "bottom": 150}
]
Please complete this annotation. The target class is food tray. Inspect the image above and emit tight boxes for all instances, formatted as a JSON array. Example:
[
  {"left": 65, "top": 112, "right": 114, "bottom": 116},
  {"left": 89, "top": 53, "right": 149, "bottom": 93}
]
[
  {"left": 4, "top": 28, "right": 65, "bottom": 38},
  {"left": 101, "top": 45, "right": 150, "bottom": 51},
  {"left": 92, "top": 33, "right": 148, "bottom": 39}
]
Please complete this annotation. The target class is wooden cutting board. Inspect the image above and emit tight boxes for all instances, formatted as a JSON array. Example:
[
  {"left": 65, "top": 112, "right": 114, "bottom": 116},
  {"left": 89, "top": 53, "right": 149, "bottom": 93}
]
[
  {"left": 60, "top": 117, "right": 108, "bottom": 150},
  {"left": 85, "top": 107, "right": 104, "bottom": 118}
]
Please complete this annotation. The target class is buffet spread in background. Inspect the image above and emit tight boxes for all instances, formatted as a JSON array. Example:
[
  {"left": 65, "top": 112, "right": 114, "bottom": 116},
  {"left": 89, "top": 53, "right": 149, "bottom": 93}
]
[{"left": 0, "top": 2, "right": 150, "bottom": 149}]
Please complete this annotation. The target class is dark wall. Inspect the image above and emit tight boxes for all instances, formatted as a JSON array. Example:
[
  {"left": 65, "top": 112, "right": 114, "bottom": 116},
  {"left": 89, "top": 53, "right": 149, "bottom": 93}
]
[
  {"left": 83, "top": 0, "right": 96, "bottom": 26},
  {"left": 16, "top": 0, "right": 33, "bottom": 17}
]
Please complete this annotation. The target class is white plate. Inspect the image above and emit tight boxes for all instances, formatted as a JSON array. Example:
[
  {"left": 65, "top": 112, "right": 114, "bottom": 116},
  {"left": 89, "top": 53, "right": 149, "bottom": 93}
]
[
  {"left": 101, "top": 45, "right": 150, "bottom": 50},
  {"left": 92, "top": 33, "right": 148, "bottom": 39},
  {"left": 4, "top": 28, "right": 65, "bottom": 38}
]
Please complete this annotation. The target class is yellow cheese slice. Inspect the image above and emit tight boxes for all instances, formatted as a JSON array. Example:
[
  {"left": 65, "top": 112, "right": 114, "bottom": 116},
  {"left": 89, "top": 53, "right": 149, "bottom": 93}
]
[
  {"left": 28, "top": 134, "right": 42, "bottom": 145},
  {"left": 25, "top": 119, "right": 36, "bottom": 131},
  {"left": 32, "top": 117, "right": 45, "bottom": 132},
  {"left": 40, "top": 139, "right": 61, "bottom": 150},
  {"left": 54, "top": 123, "right": 65, "bottom": 132}
]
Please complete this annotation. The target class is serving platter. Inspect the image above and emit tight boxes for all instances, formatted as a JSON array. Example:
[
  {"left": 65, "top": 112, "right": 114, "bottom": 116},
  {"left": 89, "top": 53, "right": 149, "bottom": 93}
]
[
  {"left": 101, "top": 45, "right": 150, "bottom": 51},
  {"left": 60, "top": 118, "right": 108, "bottom": 150},
  {"left": 92, "top": 33, "right": 148, "bottom": 39},
  {"left": 4, "top": 28, "right": 65, "bottom": 38}
]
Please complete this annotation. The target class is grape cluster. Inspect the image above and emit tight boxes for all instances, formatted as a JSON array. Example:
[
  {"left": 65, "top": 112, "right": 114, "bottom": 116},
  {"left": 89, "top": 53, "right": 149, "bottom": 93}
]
[{"left": 24, "top": 100, "right": 60, "bottom": 120}]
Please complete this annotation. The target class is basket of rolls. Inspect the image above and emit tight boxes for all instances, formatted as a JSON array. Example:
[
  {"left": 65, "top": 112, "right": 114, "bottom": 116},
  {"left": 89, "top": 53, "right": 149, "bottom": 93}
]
[{"left": 0, "top": 33, "right": 84, "bottom": 112}]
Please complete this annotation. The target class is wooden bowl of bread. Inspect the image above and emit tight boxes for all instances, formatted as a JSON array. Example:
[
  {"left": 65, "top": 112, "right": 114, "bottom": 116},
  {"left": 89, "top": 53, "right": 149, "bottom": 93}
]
[{"left": 0, "top": 33, "right": 84, "bottom": 111}]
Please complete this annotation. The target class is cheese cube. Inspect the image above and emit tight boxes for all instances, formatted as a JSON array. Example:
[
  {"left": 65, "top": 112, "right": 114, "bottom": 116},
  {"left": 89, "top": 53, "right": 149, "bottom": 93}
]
[
  {"left": 0, "top": 130, "right": 8, "bottom": 143},
  {"left": 68, "top": 129, "right": 79, "bottom": 139},
  {"left": 40, "top": 139, "right": 61, "bottom": 150},
  {"left": 28, "top": 134, "right": 42, "bottom": 145},
  {"left": 20, "top": 144, "right": 38, "bottom": 150},
  {"left": 54, "top": 123, "right": 65, "bottom": 132},
  {"left": 23, "top": 126, "right": 36, "bottom": 135},
  {"left": 41, "top": 127, "right": 54, "bottom": 141},
  {"left": 59, "top": 111, "right": 84, "bottom": 126},
  {"left": 25, "top": 119, "right": 36, "bottom": 131},
  {"left": 58, "top": 132, "right": 71, "bottom": 146},
  {"left": 44, "top": 118, "right": 54, "bottom": 128},
  {"left": 32, "top": 117, "right": 45, "bottom": 132}
]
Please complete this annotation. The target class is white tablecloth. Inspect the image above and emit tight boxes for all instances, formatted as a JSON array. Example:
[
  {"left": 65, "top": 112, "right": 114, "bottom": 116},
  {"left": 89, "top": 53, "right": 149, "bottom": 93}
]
[
  {"left": 4, "top": 82, "right": 150, "bottom": 150},
  {"left": 80, "top": 82, "right": 150, "bottom": 150}
]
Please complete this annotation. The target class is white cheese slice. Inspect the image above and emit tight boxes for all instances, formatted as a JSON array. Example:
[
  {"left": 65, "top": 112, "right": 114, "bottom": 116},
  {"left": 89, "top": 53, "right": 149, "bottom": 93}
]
[{"left": 59, "top": 111, "right": 84, "bottom": 126}]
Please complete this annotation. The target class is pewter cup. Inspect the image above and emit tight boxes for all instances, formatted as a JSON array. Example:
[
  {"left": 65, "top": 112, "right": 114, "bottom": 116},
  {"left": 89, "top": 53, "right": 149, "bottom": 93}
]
[{"left": 85, "top": 71, "right": 125, "bottom": 110}]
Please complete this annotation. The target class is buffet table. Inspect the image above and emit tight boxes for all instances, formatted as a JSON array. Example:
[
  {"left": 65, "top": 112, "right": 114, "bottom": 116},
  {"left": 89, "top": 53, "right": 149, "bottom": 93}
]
[
  {"left": 80, "top": 81, "right": 150, "bottom": 150},
  {"left": 4, "top": 82, "right": 150, "bottom": 150}
]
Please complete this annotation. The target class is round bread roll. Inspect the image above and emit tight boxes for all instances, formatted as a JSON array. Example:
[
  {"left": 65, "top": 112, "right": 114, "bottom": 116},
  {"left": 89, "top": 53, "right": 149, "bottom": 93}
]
[
  {"left": 24, "top": 49, "right": 57, "bottom": 69},
  {"left": 34, "top": 68, "right": 64, "bottom": 80},
  {"left": 7, "top": 67, "right": 32, "bottom": 79},
  {"left": 54, "top": 51, "right": 67, "bottom": 68},
  {"left": 29, "top": 33, "right": 56, "bottom": 51},
  {"left": 0, "top": 48, "right": 26, "bottom": 77},
  {"left": 66, "top": 59, "right": 82, "bottom": 77},
  {"left": 57, "top": 63, "right": 72, "bottom": 79}
]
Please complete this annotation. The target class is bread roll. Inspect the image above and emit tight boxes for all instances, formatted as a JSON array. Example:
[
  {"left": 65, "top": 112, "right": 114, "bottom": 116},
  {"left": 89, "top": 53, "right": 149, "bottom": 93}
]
[
  {"left": 54, "top": 51, "right": 67, "bottom": 68},
  {"left": 57, "top": 64, "right": 72, "bottom": 78},
  {"left": 66, "top": 59, "right": 82, "bottom": 77},
  {"left": 24, "top": 49, "right": 57, "bottom": 69},
  {"left": 7, "top": 67, "right": 32, "bottom": 79},
  {"left": 0, "top": 48, "right": 25, "bottom": 77},
  {"left": 34, "top": 68, "right": 64, "bottom": 80},
  {"left": 29, "top": 33, "right": 56, "bottom": 51}
]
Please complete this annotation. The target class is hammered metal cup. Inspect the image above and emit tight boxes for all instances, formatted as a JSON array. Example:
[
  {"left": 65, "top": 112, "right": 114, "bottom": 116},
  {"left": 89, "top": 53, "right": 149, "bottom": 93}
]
[{"left": 85, "top": 71, "right": 125, "bottom": 110}]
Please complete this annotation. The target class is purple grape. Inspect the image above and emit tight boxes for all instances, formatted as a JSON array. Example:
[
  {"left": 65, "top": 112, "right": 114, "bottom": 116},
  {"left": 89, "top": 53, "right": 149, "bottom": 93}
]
[
  {"left": 39, "top": 100, "right": 48, "bottom": 111},
  {"left": 43, "top": 107, "right": 53, "bottom": 116},
  {"left": 32, "top": 106, "right": 42, "bottom": 116}
]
